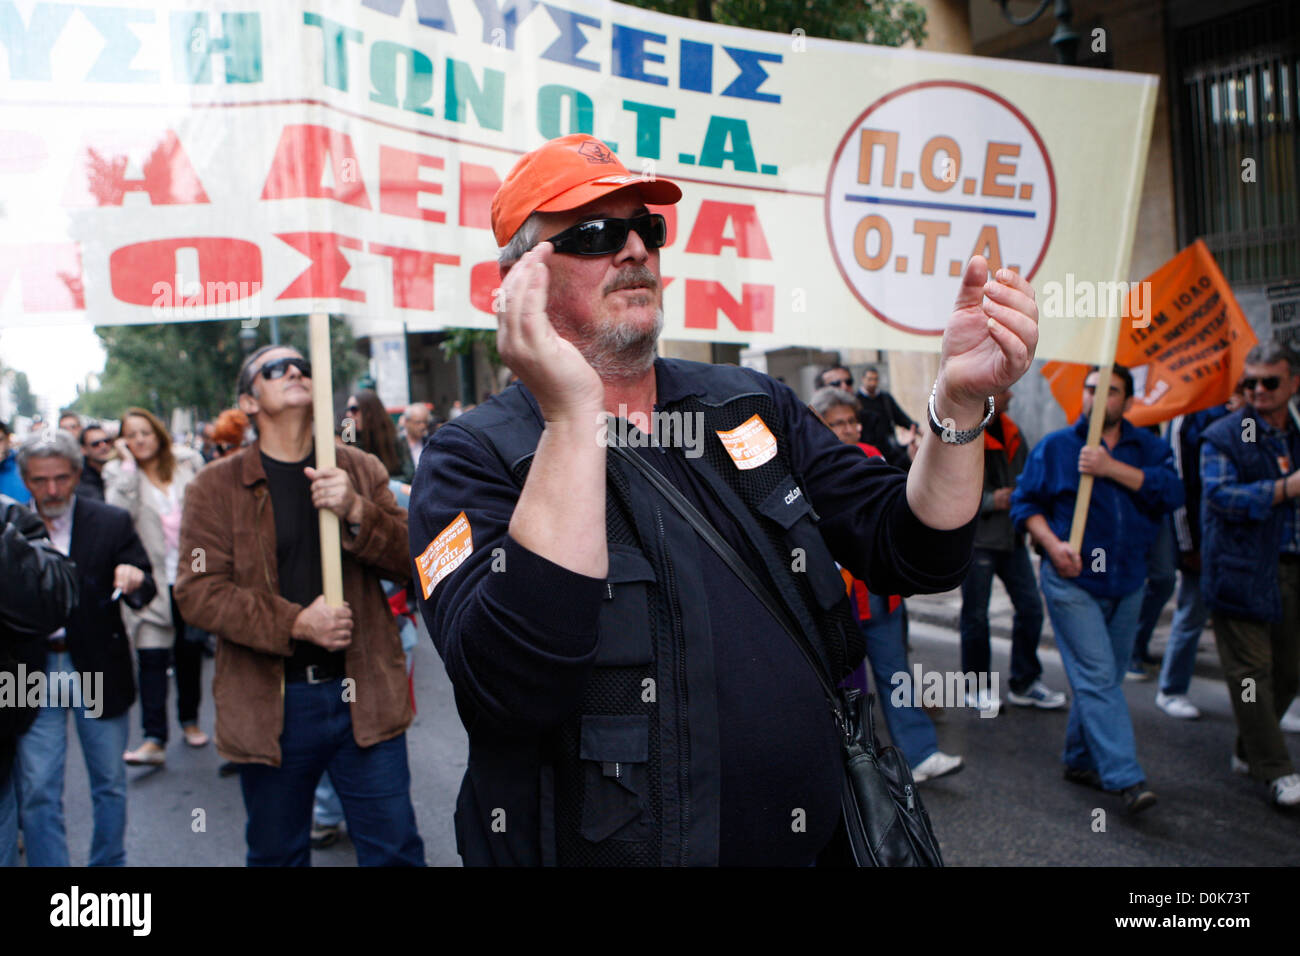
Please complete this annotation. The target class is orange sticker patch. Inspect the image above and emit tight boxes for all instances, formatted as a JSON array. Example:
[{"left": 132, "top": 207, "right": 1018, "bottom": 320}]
[
  {"left": 417, "top": 511, "right": 474, "bottom": 598},
  {"left": 715, "top": 414, "right": 778, "bottom": 470}
]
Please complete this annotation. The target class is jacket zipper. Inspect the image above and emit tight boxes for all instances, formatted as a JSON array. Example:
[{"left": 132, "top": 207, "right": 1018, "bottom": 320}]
[{"left": 655, "top": 504, "right": 690, "bottom": 866}]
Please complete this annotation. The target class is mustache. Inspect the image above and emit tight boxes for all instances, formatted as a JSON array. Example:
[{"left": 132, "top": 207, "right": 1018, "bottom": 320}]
[{"left": 604, "top": 266, "right": 658, "bottom": 295}]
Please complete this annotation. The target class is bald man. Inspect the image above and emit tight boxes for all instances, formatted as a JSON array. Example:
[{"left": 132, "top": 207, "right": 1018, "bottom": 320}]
[{"left": 402, "top": 404, "right": 432, "bottom": 470}]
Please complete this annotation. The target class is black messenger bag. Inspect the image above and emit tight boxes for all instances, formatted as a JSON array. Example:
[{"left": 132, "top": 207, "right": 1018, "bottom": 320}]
[{"left": 611, "top": 443, "right": 944, "bottom": 867}]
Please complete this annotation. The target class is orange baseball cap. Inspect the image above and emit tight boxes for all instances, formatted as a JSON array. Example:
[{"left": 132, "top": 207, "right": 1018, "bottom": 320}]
[{"left": 490, "top": 134, "right": 682, "bottom": 247}]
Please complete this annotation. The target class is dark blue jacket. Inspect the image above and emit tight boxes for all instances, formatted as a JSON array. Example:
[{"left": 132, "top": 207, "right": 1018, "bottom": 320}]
[
  {"left": 411, "top": 359, "right": 975, "bottom": 866},
  {"left": 1199, "top": 407, "right": 1299, "bottom": 621},
  {"left": 1011, "top": 416, "right": 1184, "bottom": 598},
  {"left": 1169, "top": 403, "right": 1234, "bottom": 556}
]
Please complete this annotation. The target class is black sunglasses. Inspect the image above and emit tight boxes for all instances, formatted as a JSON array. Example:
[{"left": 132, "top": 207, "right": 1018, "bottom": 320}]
[
  {"left": 543, "top": 213, "right": 667, "bottom": 256},
  {"left": 823, "top": 377, "right": 852, "bottom": 388},
  {"left": 257, "top": 356, "right": 311, "bottom": 383},
  {"left": 1242, "top": 376, "right": 1281, "bottom": 391},
  {"left": 85, "top": 437, "right": 111, "bottom": 448}
]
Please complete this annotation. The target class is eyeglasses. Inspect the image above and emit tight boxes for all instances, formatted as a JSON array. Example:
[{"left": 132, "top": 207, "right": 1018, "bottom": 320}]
[
  {"left": 1242, "top": 376, "right": 1281, "bottom": 391},
  {"left": 823, "top": 378, "right": 852, "bottom": 388},
  {"left": 256, "top": 356, "right": 311, "bottom": 383},
  {"left": 85, "top": 438, "right": 111, "bottom": 448},
  {"left": 543, "top": 213, "right": 667, "bottom": 257}
]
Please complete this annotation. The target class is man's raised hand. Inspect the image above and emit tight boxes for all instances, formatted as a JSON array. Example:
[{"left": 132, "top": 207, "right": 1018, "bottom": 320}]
[
  {"left": 495, "top": 242, "right": 604, "bottom": 422},
  {"left": 935, "top": 256, "right": 1039, "bottom": 417}
]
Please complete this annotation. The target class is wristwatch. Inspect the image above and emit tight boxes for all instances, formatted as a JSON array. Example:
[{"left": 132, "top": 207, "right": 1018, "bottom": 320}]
[{"left": 927, "top": 383, "right": 995, "bottom": 445}]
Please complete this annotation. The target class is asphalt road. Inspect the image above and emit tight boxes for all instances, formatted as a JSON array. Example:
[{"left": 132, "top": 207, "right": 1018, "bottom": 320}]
[{"left": 40, "top": 616, "right": 1300, "bottom": 867}]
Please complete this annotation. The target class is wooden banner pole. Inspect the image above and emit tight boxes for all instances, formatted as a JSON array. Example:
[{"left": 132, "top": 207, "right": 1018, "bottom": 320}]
[
  {"left": 1067, "top": 359, "right": 1113, "bottom": 553},
  {"left": 309, "top": 311, "right": 344, "bottom": 607}
]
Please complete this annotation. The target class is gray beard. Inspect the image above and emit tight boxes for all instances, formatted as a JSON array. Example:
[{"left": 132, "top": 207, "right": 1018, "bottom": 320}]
[{"left": 570, "top": 308, "right": 664, "bottom": 383}]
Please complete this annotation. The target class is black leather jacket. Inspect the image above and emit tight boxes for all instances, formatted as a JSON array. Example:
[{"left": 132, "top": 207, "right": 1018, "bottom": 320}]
[{"left": 0, "top": 495, "right": 79, "bottom": 785}]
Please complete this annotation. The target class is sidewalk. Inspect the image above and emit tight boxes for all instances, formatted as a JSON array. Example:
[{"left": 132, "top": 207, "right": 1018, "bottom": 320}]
[{"left": 905, "top": 555, "right": 1225, "bottom": 683}]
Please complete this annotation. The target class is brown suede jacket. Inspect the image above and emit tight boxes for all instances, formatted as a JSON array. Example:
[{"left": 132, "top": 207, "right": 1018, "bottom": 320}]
[{"left": 175, "top": 441, "right": 412, "bottom": 766}]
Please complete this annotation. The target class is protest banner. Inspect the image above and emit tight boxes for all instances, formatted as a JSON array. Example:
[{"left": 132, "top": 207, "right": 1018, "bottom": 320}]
[
  {"left": 2, "top": 0, "right": 1157, "bottom": 363},
  {"left": 1043, "top": 240, "right": 1258, "bottom": 427},
  {"left": 1040, "top": 240, "right": 1258, "bottom": 549}
]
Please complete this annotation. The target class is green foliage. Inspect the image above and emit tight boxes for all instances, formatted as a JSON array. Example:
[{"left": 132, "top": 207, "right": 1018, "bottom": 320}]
[
  {"left": 10, "top": 370, "right": 38, "bottom": 418},
  {"left": 626, "top": 0, "right": 927, "bottom": 46},
  {"left": 439, "top": 328, "right": 501, "bottom": 368},
  {"left": 72, "top": 317, "right": 364, "bottom": 423}
]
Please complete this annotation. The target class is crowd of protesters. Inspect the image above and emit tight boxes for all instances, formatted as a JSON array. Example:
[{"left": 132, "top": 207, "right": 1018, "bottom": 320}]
[{"left": 1, "top": 134, "right": 1297, "bottom": 866}]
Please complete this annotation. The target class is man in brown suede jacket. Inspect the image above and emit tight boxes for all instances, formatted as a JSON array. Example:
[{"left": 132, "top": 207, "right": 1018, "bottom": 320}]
[{"left": 176, "top": 344, "right": 424, "bottom": 866}]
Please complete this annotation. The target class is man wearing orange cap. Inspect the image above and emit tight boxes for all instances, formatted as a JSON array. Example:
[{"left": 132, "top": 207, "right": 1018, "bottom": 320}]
[{"left": 410, "top": 133, "right": 1041, "bottom": 866}]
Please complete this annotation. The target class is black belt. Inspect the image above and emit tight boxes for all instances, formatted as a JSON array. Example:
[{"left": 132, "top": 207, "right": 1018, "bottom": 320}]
[{"left": 285, "top": 662, "right": 345, "bottom": 684}]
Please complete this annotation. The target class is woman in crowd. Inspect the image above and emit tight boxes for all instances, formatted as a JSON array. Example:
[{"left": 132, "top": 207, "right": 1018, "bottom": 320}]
[
  {"left": 105, "top": 408, "right": 208, "bottom": 766},
  {"left": 346, "top": 390, "right": 414, "bottom": 482},
  {"left": 809, "top": 386, "right": 965, "bottom": 783}
]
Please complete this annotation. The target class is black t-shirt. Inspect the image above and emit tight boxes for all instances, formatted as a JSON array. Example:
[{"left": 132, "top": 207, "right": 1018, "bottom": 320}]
[
  {"left": 635, "top": 443, "right": 842, "bottom": 867},
  {"left": 260, "top": 450, "right": 341, "bottom": 674}
]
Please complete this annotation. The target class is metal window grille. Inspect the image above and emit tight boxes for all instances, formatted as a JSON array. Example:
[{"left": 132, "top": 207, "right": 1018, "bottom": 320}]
[{"left": 1172, "top": 0, "right": 1300, "bottom": 285}]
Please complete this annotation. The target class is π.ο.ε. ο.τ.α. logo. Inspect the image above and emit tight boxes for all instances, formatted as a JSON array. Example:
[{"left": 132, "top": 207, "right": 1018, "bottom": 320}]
[{"left": 824, "top": 80, "right": 1056, "bottom": 334}]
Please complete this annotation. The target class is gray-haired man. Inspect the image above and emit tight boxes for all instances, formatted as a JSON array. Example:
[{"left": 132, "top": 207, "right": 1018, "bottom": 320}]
[{"left": 15, "top": 430, "right": 155, "bottom": 865}]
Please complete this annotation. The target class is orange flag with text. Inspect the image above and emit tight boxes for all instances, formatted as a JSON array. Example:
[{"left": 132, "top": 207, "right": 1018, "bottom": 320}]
[{"left": 1042, "top": 240, "right": 1257, "bottom": 427}]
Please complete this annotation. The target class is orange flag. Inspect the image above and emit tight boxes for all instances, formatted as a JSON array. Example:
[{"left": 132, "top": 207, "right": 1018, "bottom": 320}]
[{"left": 1042, "top": 240, "right": 1257, "bottom": 427}]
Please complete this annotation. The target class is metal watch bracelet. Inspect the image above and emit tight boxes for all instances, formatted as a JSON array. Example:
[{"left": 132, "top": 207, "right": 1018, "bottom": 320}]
[{"left": 926, "top": 384, "right": 996, "bottom": 445}]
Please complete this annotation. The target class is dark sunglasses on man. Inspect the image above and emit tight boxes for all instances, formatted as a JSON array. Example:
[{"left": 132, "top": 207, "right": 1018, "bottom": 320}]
[
  {"left": 823, "top": 375, "right": 853, "bottom": 388},
  {"left": 84, "top": 437, "right": 112, "bottom": 449},
  {"left": 257, "top": 356, "right": 311, "bottom": 383},
  {"left": 1242, "top": 376, "right": 1281, "bottom": 391},
  {"left": 543, "top": 213, "right": 667, "bottom": 257}
]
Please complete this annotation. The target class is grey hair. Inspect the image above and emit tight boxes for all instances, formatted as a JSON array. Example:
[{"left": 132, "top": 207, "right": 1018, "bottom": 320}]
[
  {"left": 17, "top": 428, "right": 83, "bottom": 476},
  {"left": 497, "top": 213, "right": 545, "bottom": 271},
  {"left": 1246, "top": 338, "right": 1300, "bottom": 377},
  {"left": 809, "top": 386, "right": 861, "bottom": 419}
]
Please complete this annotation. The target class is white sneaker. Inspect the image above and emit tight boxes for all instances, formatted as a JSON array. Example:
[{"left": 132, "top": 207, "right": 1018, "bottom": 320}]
[
  {"left": 1231, "top": 754, "right": 1250, "bottom": 776},
  {"left": 1006, "top": 680, "right": 1067, "bottom": 710},
  {"left": 964, "top": 690, "right": 1001, "bottom": 717},
  {"left": 1155, "top": 692, "right": 1201, "bottom": 720},
  {"left": 911, "top": 751, "right": 964, "bottom": 783},
  {"left": 1281, "top": 700, "right": 1300, "bottom": 734},
  {"left": 1269, "top": 773, "right": 1300, "bottom": 808}
]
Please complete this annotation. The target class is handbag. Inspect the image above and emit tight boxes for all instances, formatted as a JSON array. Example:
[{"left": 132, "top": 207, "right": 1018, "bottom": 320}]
[{"left": 609, "top": 442, "right": 944, "bottom": 867}]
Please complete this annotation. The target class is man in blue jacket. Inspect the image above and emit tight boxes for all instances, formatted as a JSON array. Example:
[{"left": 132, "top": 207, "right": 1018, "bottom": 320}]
[
  {"left": 1011, "top": 365, "right": 1183, "bottom": 814},
  {"left": 1200, "top": 340, "right": 1300, "bottom": 808}
]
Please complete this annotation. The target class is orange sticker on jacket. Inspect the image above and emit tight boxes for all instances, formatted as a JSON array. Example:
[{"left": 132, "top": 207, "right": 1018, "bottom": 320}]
[
  {"left": 417, "top": 512, "right": 474, "bottom": 598},
  {"left": 715, "top": 414, "right": 778, "bottom": 470}
]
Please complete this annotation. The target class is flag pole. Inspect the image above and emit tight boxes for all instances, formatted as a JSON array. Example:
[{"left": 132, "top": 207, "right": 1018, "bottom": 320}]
[
  {"left": 310, "top": 311, "right": 344, "bottom": 607},
  {"left": 1066, "top": 77, "right": 1158, "bottom": 554}
]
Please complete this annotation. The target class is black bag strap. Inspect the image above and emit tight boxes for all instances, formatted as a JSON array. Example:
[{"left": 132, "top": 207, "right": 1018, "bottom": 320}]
[{"left": 608, "top": 441, "right": 850, "bottom": 735}]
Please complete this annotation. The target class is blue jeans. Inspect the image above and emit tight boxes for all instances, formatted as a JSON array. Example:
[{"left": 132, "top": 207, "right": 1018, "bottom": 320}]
[
  {"left": 239, "top": 678, "right": 424, "bottom": 867},
  {"left": 851, "top": 594, "right": 939, "bottom": 769},
  {"left": 1159, "top": 569, "right": 1206, "bottom": 696},
  {"left": 1133, "top": 516, "right": 1177, "bottom": 664},
  {"left": 959, "top": 544, "right": 1045, "bottom": 694},
  {"left": 15, "top": 650, "right": 130, "bottom": 866},
  {"left": 0, "top": 770, "right": 18, "bottom": 867},
  {"left": 314, "top": 644, "right": 414, "bottom": 829},
  {"left": 1040, "top": 565, "right": 1146, "bottom": 790}
]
